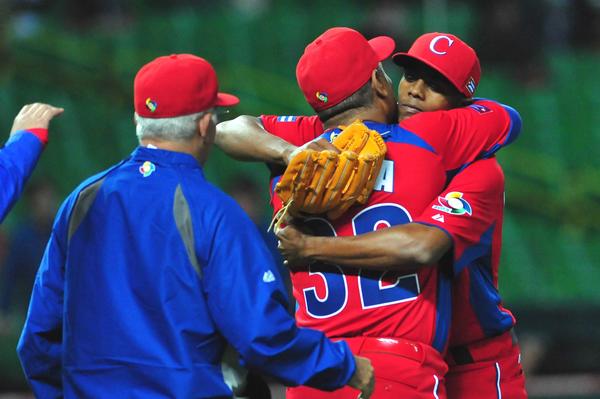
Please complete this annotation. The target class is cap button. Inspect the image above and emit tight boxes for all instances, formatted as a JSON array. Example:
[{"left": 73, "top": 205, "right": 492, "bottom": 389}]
[{"left": 169, "top": 54, "right": 177, "bottom": 59}]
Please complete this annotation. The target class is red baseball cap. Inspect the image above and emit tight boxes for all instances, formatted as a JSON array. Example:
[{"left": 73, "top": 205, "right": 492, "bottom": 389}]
[
  {"left": 392, "top": 32, "right": 480, "bottom": 97},
  {"left": 296, "top": 27, "right": 395, "bottom": 112},
  {"left": 134, "top": 54, "right": 239, "bottom": 118}
]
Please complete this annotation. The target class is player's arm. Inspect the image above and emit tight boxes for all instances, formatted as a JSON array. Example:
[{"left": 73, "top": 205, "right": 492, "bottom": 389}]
[
  {"left": 0, "top": 103, "right": 64, "bottom": 222},
  {"left": 277, "top": 157, "right": 504, "bottom": 275},
  {"left": 216, "top": 115, "right": 297, "bottom": 165},
  {"left": 403, "top": 99, "right": 522, "bottom": 171},
  {"left": 17, "top": 197, "right": 70, "bottom": 398},
  {"left": 216, "top": 115, "right": 334, "bottom": 166},
  {"left": 200, "top": 197, "right": 373, "bottom": 396},
  {"left": 413, "top": 157, "right": 505, "bottom": 275},
  {"left": 276, "top": 221, "right": 450, "bottom": 272}
]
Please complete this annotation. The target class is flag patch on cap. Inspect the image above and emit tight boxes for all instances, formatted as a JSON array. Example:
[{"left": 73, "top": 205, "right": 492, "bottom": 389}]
[
  {"left": 145, "top": 98, "right": 157, "bottom": 112},
  {"left": 465, "top": 78, "right": 476, "bottom": 95},
  {"left": 315, "top": 91, "right": 328, "bottom": 103}
]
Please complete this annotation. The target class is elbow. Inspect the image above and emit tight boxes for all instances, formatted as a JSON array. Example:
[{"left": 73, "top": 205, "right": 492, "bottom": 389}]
[{"left": 408, "top": 238, "right": 449, "bottom": 267}]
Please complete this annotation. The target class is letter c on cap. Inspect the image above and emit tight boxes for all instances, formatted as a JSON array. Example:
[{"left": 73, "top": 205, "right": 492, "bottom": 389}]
[{"left": 429, "top": 35, "right": 454, "bottom": 55}]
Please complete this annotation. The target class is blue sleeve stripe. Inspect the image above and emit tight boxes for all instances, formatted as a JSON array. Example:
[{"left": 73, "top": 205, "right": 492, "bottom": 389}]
[
  {"left": 501, "top": 104, "right": 522, "bottom": 147},
  {"left": 432, "top": 270, "right": 452, "bottom": 352},
  {"left": 480, "top": 104, "right": 521, "bottom": 159},
  {"left": 454, "top": 223, "right": 495, "bottom": 275},
  {"left": 469, "top": 263, "right": 515, "bottom": 336}
]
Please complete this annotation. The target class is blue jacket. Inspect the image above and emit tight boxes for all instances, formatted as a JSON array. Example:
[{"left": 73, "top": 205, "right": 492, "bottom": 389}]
[
  {"left": 0, "top": 131, "right": 45, "bottom": 222},
  {"left": 18, "top": 146, "right": 355, "bottom": 398}
]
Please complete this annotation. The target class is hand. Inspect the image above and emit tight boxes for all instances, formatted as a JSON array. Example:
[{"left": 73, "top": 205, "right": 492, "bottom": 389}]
[
  {"left": 275, "top": 223, "right": 310, "bottom": 268},
  {"left": 10, "top": 103, "right": 64, "bottom": 136},
  {"left": 285, "top": 137, "right": 340, "bottom": 164},
  {"left": 347, "top": 355, "right": 375, "bottom": 399}
]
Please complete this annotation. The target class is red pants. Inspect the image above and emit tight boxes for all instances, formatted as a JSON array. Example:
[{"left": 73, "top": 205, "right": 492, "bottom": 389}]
[
  {"left": 287, "top": 336, "right": 448, "bottom": 399},
  {"left": 446, "top": 330, "right": 528, "bottom": 399}
]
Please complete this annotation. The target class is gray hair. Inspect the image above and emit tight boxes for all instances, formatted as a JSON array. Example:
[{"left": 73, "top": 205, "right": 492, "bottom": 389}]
[{"left": 134, "top": 109, "right": 212, "bottom": 142}]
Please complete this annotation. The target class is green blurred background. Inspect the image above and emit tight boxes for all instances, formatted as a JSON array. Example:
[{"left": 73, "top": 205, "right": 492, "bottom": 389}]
[{"left": 0, "top": 0, "right": 599, "bottom": 397}]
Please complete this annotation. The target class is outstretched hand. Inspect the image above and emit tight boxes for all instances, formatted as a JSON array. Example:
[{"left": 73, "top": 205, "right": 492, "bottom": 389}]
[{"left": 11, "top": 103, "right": 64, "bottom": 136}]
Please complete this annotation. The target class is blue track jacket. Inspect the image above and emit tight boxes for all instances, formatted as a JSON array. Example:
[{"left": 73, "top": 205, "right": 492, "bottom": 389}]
[
  {"left": 0, "top": 131, "right": 45, "bottom": 222},
  {"left": 17, "top": 146, "right": 355, "bottom": 398}
]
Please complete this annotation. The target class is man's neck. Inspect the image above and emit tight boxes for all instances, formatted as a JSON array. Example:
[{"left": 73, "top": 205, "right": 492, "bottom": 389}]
[
  {"left": 140, "top": 138, "right": 202, "bottom": 163},
  {"left": 322, "top": 107, "right": 388, "bottom": 130}
]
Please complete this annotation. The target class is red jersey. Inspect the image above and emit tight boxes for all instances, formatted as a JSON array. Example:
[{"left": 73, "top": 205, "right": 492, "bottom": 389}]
[
  {"left": 414, "top": 157, "right": 515, "bottom": 347},
  {"left": 260, "top": 100, "right": 520, "bottom": 352}
]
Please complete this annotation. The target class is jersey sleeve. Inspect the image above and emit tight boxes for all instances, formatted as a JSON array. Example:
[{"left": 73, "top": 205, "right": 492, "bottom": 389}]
[
  {"left": 400, "top": 99, "right": 521, "bottom": 171},
  {"left": 260, "top": 115, "right": 324, "bottom": 147},
  {"left": 200, "top": 196, "right": 355, "bottom": 390},
  {"left": 0, "top": 131, "right": 45, "bottom": 222},
  {"left": 413, "top": 157, "right": 504, "bottom": 276}
]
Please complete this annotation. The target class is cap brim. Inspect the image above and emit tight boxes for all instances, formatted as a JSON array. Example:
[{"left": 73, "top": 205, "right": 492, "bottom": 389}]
[
  {"left": 392, "top": 52, "right": 462, "bottom": 93},
  {"left": 215, "top": 92, "right": 240, "bottom": 107},
  {"left": 369, "top": 36, "right": 396, "bottom": 62}
]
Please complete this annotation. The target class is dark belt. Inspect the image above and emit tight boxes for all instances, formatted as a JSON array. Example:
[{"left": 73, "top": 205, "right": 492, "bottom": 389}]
[{"left": 449, "top": 329, "right": 518, "bottom": 365}]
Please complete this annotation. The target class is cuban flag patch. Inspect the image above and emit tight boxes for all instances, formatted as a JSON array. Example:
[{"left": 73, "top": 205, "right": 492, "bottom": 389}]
[
  {"left": 465, "top": 77, "right": 476, "bottom": 95},
  {"left": 469, "top": 104, "right": 491, "bottom": 114},
  {"left": 277, "top": 116, "right": 298, "bottom": 122}
]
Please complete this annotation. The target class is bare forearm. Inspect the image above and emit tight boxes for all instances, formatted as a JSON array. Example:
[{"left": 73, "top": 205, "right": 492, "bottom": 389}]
[
  {"left": 216, "top": 115, "right": 296, "bottom": 165},
  {"left": 302, "top": 223, "right": 451, "bottom": 272}
]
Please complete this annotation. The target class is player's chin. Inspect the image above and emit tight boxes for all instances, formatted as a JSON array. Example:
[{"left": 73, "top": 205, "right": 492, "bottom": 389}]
[{"left": 398, "top": 105, "right": 421, "bottom": 120}]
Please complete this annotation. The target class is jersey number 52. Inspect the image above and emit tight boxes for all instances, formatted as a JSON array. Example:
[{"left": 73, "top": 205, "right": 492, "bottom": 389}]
[{"left": 302, "top": 204, "right": 421, "bottom": 319}]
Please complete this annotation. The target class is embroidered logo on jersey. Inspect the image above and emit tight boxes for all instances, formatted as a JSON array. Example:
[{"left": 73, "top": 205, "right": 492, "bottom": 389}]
[
  {"left": 263, "top": 270, "right": 276, "bottom": 283},
  {"left": 145, "top": 98, "right": 157, "bottom": 113},
  {"left": 316, "top": 91, "right": 328, "bottom": 103},
  {"left": 469, "top": 103, "right": 491, "bottom": 114},
  {"left": 465, "top": 77, "right": 476, "bottom": 95},
  {"left": 276, "top": 116, "right": 298, "bottom": 122},
  {"left": 432, "top": 213, "right": 445, "bottom": 223},
  {"left": 432, "top": 192, "right": 472, "bottom": 215},
  {"left": 139, "top": 161, "right": 156, "bottom": 177}
]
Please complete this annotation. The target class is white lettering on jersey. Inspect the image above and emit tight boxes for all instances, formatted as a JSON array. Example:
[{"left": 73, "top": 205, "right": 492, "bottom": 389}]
[{"left": 373, "top": 160, "right": 394, "bottom": 192}]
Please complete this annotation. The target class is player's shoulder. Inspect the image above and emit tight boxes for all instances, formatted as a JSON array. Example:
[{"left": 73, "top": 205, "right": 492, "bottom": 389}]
[
  {"left": 457, "top": 157, "right": 505, "bottom": 192},
  {"left": 260, "top": 115, "right": 323, "bottom": 146}
]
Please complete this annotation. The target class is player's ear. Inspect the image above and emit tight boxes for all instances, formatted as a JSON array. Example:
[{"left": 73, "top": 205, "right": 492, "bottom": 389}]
[
  {"left": 196, "top": 112, "right": 212, "bottom": 139},
  {"left": 371, "top": 68, "right": 392, "bottom": 99}
]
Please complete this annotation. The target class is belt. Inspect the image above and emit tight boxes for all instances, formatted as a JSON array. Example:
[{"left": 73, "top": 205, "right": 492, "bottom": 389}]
[
  {"left": 340, "top": 336, "right": 425, "bottom": 364},
  {"left": 449, "top": 329, "right": 518, "bottom": 365}
]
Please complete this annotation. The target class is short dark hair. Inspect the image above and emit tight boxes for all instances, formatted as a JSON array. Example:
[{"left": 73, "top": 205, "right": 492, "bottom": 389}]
[{"left": 316, "top": 66, "right": 386, "bottom": 122}]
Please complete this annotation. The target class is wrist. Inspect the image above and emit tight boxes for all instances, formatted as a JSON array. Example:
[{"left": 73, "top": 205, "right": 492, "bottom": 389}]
[
  {"left": 23, "top": 128, "right": 49, "bottom": 145},
  {"left": 281, "top": 145, "right": 296, "bottom": 165}
]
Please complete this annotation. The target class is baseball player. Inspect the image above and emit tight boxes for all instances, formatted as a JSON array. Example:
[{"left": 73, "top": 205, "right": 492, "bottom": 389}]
[
  {"left": 17, "top": 54, "right": 375, "bottom": 399},
  {"left": 217, "top": 28, "right": 521, "bottom": 398},
  {"left": 0, "top": 103, "right": 63, "bottom": 222}
]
